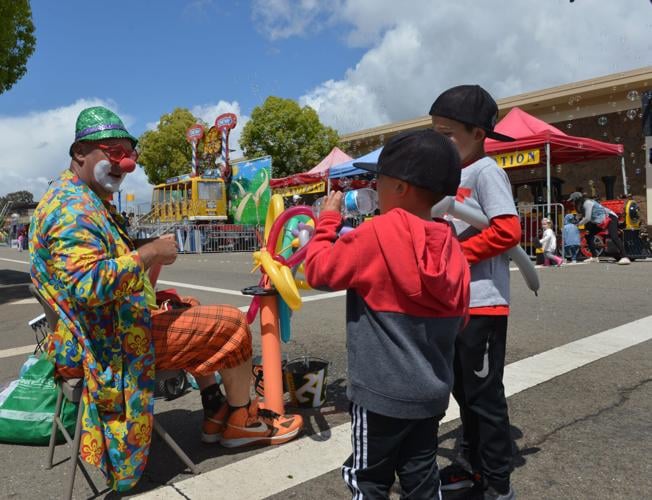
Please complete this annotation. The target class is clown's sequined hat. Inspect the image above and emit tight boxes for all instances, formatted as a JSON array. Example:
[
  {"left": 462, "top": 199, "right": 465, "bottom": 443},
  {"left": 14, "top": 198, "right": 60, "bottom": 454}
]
[{"left": 69, "top": 106, "right": 137, "bottom": 155}]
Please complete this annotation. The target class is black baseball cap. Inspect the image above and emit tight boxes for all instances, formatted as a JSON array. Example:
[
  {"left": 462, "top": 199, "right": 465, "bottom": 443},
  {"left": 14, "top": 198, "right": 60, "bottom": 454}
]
[
  {"left": 429, "top": 84, "right": 515, "bottom": 142},
  {"left": 353, "top": 129, "right": 461, "bottom": 196}
]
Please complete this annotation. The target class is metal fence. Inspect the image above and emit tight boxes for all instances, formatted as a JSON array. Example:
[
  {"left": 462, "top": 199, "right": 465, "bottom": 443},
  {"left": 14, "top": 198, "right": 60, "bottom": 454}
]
[
  {"left": 132, "top": 223, "right": 263, "bottom": 254},
  {"left": 517, "top": 203, "right": 565, "bottom": 258}
]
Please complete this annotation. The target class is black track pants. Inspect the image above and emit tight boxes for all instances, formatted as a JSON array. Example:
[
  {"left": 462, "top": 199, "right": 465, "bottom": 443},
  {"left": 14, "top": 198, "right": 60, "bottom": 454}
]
[
  {"left": 342, "top": 403, "right": 442, "bottom": 499},
  {"left": 452, "top": 315, "right": 513, "bottom": 493}
]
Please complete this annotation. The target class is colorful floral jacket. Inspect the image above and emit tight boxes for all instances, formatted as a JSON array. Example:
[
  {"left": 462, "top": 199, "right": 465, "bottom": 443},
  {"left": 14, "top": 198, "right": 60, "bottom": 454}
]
[{"left": 29, "top": 169, "right": 155, "bottom": 492}]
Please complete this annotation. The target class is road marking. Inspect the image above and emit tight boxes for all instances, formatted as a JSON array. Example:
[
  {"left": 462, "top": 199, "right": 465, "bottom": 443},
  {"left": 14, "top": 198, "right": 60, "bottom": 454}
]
[
  {"left": 0, "top": 258, "right": 347, "bottom": 303},
  {"left": 134, "top": 314, "right": 652, "bottom": 500},
  {"left": 0, "top": 283, "right": 30, "bottom": 288},
  {"left": 8, "top": 298, "right": 37, "bottom": 305},
  {"left": 0, "top": 344, "right": 35, "bottom": 360},
  {"left": 0, "top": 257, "right": 29, "bottom": 265},
  {"left": 157, "top": 279, "right": 246, "bottom": 297}
]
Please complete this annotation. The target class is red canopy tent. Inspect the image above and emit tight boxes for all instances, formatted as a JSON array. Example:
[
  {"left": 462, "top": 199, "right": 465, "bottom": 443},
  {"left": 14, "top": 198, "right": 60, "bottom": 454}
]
[
  {"left": 270, "top": 147, "right": 353, "bottom": 194},
  {"left": 485, "top": 107, "right": 625, "bottom": 210}
]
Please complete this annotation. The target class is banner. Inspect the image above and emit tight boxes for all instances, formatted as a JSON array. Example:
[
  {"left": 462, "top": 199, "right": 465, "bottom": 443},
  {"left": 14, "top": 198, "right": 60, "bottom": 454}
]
[
  {"left": 229, "top": 156, "right": 272, "bottom": 225},
  {"left": 493, "top": 148, "right": 540, "bottom": 169},
  {"left": 273, "top": 181, "right": 326, "bottom": 197}
]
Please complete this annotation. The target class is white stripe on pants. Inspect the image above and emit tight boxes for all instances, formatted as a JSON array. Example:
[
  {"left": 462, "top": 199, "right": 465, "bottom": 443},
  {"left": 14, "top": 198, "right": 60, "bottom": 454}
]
[{"left": 342, "top": 403, "right": 367, "bottom": 499}]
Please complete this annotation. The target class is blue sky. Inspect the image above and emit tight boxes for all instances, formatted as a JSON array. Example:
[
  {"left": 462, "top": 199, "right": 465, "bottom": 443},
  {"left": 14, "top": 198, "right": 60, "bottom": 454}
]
[
  {"left": 1, "top": 0, "right": 651, "bottom": 204},
  {"left": 2, "top": 0, "right": 363, "bottom": 136}
]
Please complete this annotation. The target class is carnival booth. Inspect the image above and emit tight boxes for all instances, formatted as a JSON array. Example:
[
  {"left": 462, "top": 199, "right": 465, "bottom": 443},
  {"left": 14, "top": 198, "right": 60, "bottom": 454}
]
[
  {"left": 486, "top": 108, "right": 650, "bottom": 259},
  {"left": 270, "top": 147, "right": 352, "bottom": 201}
]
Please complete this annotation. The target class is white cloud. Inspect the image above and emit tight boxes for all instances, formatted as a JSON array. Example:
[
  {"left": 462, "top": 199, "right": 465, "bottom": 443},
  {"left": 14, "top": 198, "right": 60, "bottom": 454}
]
[
  {"left": 251, "top": 0, "right": 342, "bottom": 40},
  {"left": 1, "top": 99, "right": 250, "bottom": 210},
  {"left": 285, "top": 0, "right": 652, "bottom": 133},
  {"left": 0, "top": 98, "right": 116, "bottom": 200}
]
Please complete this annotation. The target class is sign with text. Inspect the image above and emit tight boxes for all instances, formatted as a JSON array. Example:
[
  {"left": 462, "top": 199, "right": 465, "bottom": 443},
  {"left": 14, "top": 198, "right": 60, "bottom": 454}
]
[
  {"left": 493, "top": 148, "right": 540, "bottom": 169},
  {"left": 272, "top": 181, "right": 326, "bottom": 197}
]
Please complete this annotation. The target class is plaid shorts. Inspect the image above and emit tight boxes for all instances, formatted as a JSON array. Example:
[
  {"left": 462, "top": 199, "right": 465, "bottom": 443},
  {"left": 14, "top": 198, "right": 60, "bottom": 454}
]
[{"left": 151, "top": 304, "right": 252, "bottom": 375}]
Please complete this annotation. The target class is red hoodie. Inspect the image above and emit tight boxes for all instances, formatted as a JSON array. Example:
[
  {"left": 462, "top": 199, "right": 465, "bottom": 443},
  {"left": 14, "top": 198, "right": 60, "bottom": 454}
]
[{"left": 305, "top": 208, "right": 469, "bottom": 419}]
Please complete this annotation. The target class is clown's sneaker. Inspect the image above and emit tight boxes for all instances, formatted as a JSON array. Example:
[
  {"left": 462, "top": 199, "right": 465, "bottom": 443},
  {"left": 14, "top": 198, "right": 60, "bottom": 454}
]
[
  {"left": 201, "top": 401, "right": 230, "bottom": 443},
  {"left": 220, "top": 400, "right": 303, "bottom": 448}
]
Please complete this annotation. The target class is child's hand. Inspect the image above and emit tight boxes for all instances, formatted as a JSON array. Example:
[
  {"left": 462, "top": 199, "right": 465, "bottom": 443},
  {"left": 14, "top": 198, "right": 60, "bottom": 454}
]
[{"left": 323, "top": 191, "right": 343, "bottom": 213}]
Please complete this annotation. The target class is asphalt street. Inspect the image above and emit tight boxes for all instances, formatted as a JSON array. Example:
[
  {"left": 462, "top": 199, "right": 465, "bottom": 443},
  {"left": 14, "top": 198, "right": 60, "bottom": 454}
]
[{"left": 0, "top": 245, "right": 650, "bottom": 500}]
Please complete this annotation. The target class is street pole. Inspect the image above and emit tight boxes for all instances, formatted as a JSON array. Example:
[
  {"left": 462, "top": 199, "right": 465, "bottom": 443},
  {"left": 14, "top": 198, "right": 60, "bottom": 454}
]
[{"left": 545, "top": 142, "right": 551, "bottom": 215}]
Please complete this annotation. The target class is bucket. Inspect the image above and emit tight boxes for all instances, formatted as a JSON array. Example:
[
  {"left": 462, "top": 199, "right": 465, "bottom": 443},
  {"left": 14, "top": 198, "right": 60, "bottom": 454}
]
[
  {"left": 251, "top": 355, "right": 288, "bottom": 399},
  {"left": 285, "top": 357, "right": 329, "bottom": 408}
]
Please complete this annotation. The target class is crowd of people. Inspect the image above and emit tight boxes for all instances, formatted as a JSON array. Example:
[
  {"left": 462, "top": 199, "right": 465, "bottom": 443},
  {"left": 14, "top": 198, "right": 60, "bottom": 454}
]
[{"left": 26, "top": 85, "right": 637, "bottom": 499}]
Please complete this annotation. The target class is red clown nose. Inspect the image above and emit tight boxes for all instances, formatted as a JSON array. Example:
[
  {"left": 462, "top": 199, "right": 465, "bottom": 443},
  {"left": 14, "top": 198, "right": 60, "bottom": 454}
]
[{"left": 119, "top": 158, "right": 136, "bottom": 173}]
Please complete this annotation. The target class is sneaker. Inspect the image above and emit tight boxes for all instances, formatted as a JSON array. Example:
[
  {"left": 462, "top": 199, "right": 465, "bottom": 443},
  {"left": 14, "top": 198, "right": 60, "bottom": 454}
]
[
  {"left": 585, "top": 257, "right": 599, "bottom": 263},
  {"left": 201, "top": 401, "right": 230, "bottom": 443},
  {"left": 220, "top": 400, "right": 303, "bottom": 448},
  {"left": 484, "top": 485, "right": 515, "bottom": 500},
  {"left": 440, "top": 463, "right": 482, "bottom": 491},
  {"left": 617, "top": 257, "right": 631, "bottom": 265}
]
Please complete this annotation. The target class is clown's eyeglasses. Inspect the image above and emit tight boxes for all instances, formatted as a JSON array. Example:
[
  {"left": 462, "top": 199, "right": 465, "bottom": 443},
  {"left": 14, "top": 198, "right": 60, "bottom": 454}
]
[{"left": 96, "top": 143, "right": 139, "bottom": 164}]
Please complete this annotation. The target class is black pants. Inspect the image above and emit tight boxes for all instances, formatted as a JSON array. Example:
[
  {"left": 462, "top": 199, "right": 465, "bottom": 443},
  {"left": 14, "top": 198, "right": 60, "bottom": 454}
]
[
  {"left": 452, "top": 315, "right": 512, "bottom": 493},
  {"left": 586, "top": 214, "right": 626, "bottom": 259},
  {"left": 342, "top": 403, "right": 442, "bottom": 499}
]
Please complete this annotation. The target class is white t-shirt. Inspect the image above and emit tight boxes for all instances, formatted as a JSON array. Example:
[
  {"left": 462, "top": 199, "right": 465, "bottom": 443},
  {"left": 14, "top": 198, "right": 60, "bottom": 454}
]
[{"left": 540, "top": 228, "right": 557, "bottom": 253}]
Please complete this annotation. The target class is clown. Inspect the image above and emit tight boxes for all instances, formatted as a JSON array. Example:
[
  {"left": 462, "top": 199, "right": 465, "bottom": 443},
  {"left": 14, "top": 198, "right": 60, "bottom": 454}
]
[{"left": 29, "top": 107, "right": 303, "bottom": 492}]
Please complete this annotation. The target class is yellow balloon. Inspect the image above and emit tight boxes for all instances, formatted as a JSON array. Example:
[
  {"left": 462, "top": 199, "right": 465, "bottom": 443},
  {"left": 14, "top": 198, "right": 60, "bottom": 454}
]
[
  {"left": 264, "top": 194, "right": 285, "bottom": 245},
  {"left": 258, "top": 250, "right": 302, "bottom": 311}
]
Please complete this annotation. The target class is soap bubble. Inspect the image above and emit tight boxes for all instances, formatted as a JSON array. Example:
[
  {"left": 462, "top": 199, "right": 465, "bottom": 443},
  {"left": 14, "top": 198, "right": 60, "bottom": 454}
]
[
  {"left": 635, "top": 168, "right": 641, "bottom": 175},
  {"left": 598, "top": 116, "right": 608, "bottom": 126},
  {"left": 627, "top": 109, "right": 638, "bottom": 120},
  {"left": 566, "top": 122, "right": 573, "bottom": 129}
]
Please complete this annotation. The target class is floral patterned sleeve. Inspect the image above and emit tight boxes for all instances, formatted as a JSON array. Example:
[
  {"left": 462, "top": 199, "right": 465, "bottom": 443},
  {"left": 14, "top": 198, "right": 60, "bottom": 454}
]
[{"left": 48, "top": 211, "right": 145, "bottom": 307}]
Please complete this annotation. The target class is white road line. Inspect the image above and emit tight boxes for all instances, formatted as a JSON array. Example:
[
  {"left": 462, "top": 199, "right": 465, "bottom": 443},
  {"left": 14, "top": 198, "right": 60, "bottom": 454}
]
[
  {"left": 0, "top": 257, "right": 29, "bottom": 265},
  {"left": 157, "top": 280, "right": 246, "bottom": 297},
  {"left": 134, "top": 314, "right": 652, "bottom": 500},
  {"left": 0, "top": 344, "right": 35, "bottom": 360},
  {"left": 0, "top": 258, "right": 347, "bottom": 303},
  {"left": 8, "top": 298, "right": 37, "bottom": 305}
]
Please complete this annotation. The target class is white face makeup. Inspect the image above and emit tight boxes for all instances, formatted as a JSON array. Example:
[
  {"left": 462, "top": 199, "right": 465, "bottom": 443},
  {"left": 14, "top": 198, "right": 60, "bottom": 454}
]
[{"left": 93, "top": 159, "right": 125, "bottom": 193}]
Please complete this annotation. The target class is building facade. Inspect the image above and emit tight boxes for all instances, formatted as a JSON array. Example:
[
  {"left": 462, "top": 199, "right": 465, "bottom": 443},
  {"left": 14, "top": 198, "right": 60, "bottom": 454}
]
[{"left": 339, "top": 66, "right": 652, "bottom": 223}]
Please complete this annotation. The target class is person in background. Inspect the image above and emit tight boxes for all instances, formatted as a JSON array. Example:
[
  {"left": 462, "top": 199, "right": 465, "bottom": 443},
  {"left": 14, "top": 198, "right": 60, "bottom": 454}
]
[
  {"left": 539, "top": 217, "right": 563, "bottom": 267},
  {"left": 562, "top": 214, "right": 581, "bottom": 263},
  {"left": 568, "top": 191, "right": 630, "bottom": 265}
]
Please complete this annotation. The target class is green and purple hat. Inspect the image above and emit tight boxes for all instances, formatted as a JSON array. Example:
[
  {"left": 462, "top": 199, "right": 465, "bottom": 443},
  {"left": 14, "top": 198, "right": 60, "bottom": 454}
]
[{"left": 69, "top": 106, "right": 138, "bottom": 156}]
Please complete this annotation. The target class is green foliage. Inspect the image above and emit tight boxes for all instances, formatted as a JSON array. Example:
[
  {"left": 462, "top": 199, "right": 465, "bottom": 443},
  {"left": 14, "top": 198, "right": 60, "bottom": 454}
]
[
  {"left": 240, "top": 96, "right": 339, "bottom": 178},
  {"left": 0, "top": 190, "right": 34, "bottom": 207},
  {"left": 137, "top": 108, "right": 205, "bottom": 185},
  {"left": 0, "top": 0, "right": 36, "bottom": 94}
]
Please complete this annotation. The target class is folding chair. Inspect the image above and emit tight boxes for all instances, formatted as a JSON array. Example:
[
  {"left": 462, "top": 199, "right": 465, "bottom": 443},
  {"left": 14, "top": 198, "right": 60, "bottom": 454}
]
[{"left": 28, "top": 285, "right": 198, "bottom": 500}]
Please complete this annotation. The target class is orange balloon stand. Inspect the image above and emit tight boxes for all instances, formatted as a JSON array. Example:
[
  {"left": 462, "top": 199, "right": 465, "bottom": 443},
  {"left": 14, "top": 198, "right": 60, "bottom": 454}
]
[
  {"left": 259, "top": 292, "right": 285, "bottom": 415},
  {"left": 242, "top": 196, "right": 316, "bottom": 416}
]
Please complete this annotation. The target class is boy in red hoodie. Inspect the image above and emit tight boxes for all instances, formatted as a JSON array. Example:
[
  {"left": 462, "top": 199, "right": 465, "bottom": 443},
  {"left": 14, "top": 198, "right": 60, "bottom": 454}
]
[{"left": 305, "top": 129, "right": 470, "bottom": 499}]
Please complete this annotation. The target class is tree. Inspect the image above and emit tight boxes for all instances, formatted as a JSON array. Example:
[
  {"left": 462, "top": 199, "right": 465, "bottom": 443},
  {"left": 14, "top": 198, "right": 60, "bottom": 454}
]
[
  {"left": 138, "top": 108, "right": 205, "bottom": 185},
  {"left": 0, "top": 190, "right": 34, "bottom": 207},
  {"left": 240, "top": 96, "right": 339, "bottom": 178},
  {"left": 0, "top": 0, "right": 36, "bottom": 94}
]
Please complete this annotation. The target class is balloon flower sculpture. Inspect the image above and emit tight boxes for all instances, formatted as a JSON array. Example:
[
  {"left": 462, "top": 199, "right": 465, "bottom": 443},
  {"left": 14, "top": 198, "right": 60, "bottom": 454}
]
[{"left": 243, "top": 194, "right": 316, "bottom": 414}]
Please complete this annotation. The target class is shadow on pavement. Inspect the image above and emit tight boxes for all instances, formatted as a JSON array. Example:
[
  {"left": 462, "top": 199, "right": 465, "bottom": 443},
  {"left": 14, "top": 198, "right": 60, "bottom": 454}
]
[
  {"left": 0, "top": 269, "right": 32, "bottom": 305},
  {"left": 440, "top": 424, "right": 541, "bottom": 500}
]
